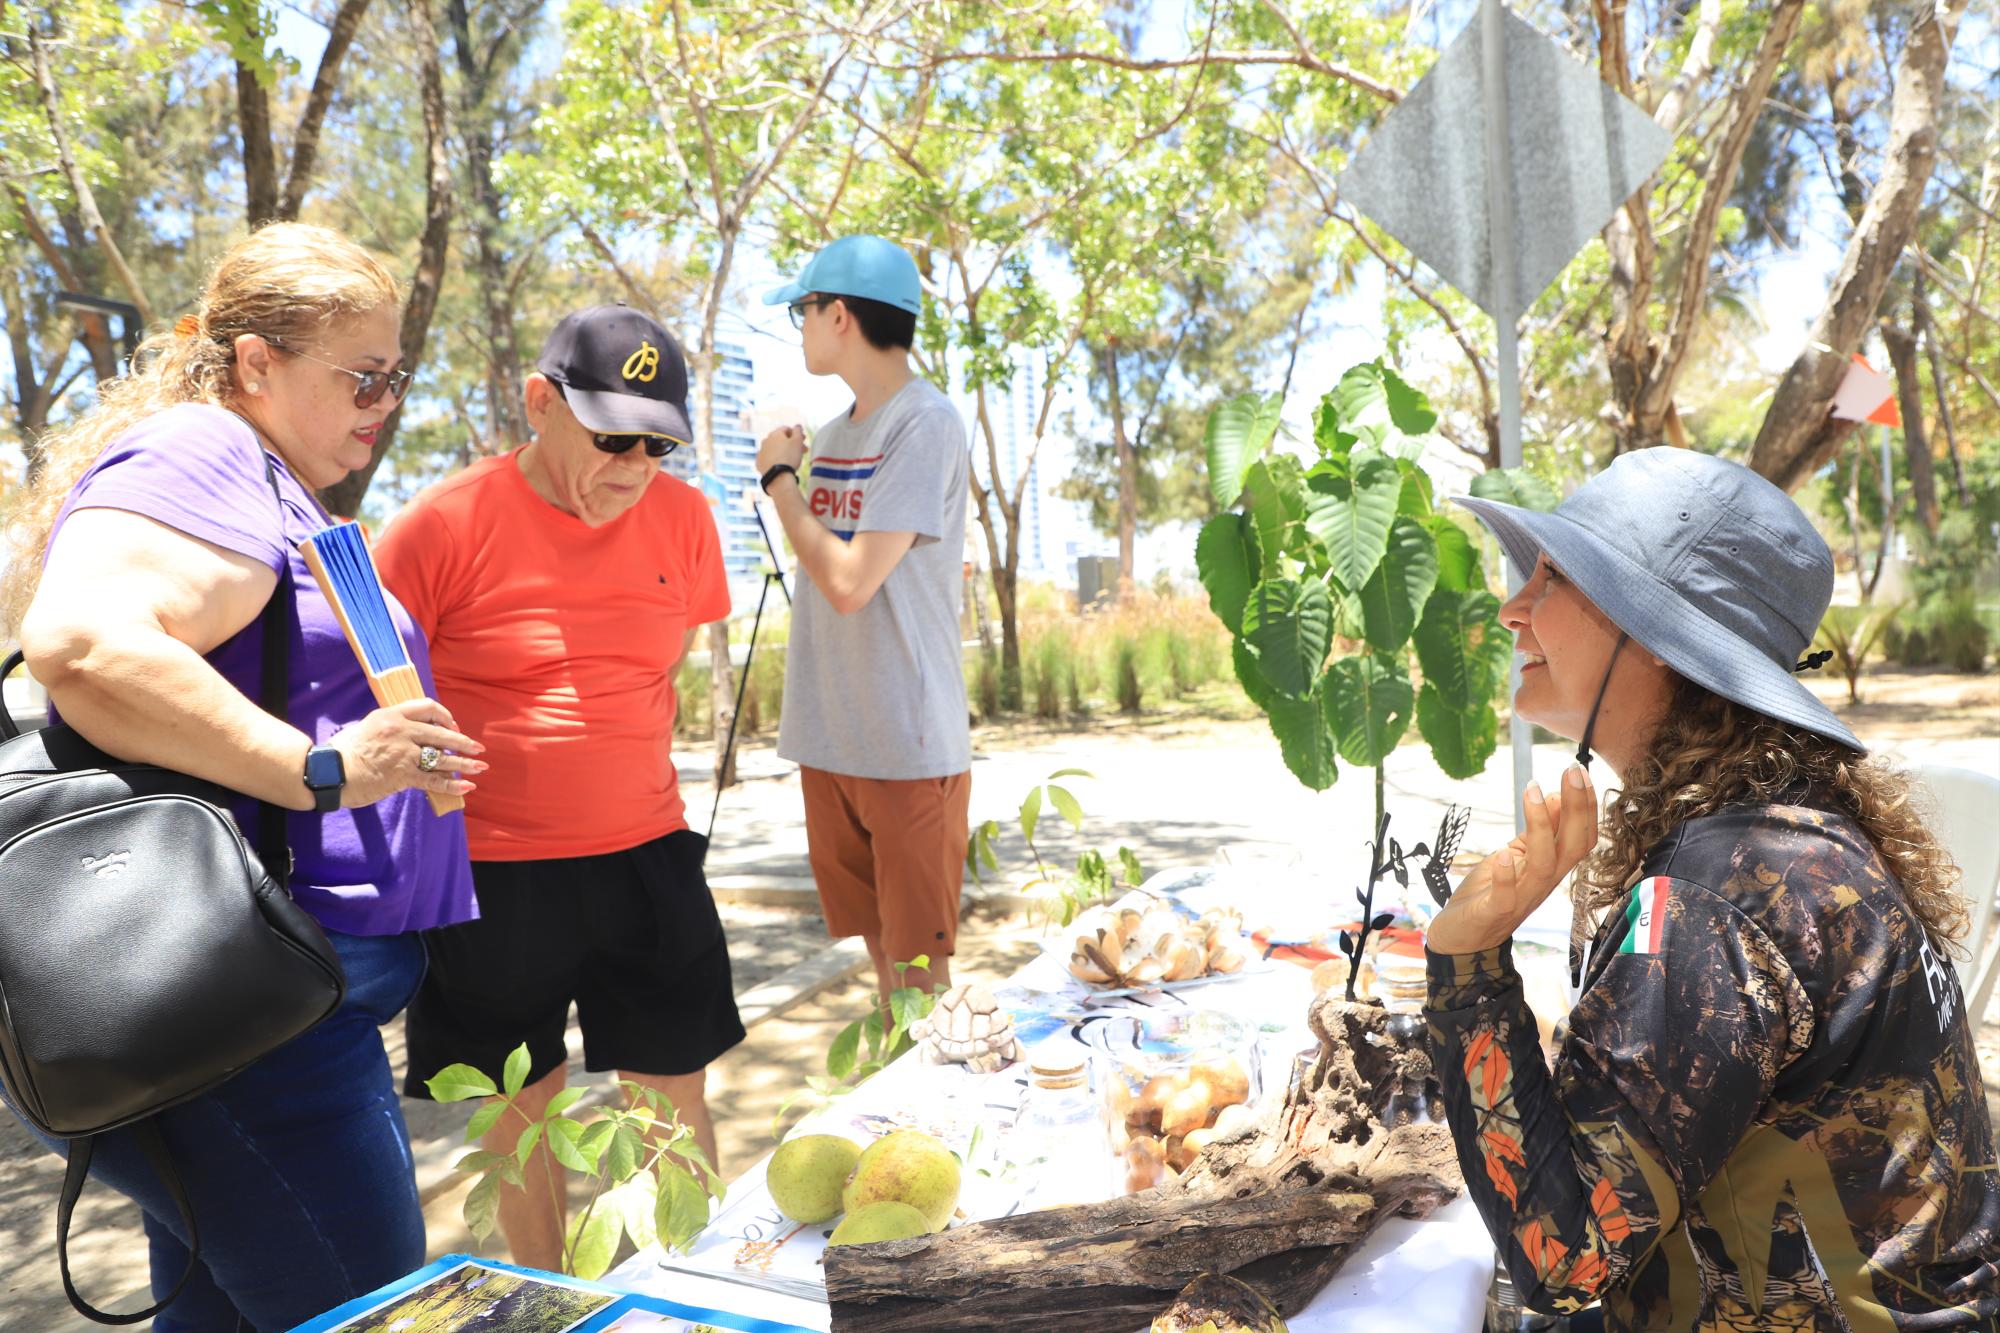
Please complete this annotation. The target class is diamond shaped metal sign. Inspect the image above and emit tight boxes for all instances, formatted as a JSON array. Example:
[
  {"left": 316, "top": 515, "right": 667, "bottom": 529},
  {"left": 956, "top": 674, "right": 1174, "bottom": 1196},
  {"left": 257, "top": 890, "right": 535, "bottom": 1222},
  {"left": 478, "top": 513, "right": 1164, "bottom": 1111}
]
[{"left": 1339, "top": 6, "right": 1672, "bottom": 322}]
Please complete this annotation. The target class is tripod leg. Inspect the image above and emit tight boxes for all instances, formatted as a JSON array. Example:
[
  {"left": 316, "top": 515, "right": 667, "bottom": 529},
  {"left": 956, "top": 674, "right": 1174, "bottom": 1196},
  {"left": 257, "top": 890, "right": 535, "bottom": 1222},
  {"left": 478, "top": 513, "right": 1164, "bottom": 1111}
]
[{"left": 706, "top": 572, "right": 776, "bottom": 857}]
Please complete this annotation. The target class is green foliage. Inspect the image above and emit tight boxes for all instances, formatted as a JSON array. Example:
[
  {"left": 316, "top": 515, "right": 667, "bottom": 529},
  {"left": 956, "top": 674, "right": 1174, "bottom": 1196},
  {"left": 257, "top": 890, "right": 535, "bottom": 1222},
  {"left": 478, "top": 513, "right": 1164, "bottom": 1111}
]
[
  {"left": 427, "top": 1046, "right": 724, "bottom": 1275},
  {"left": 1814, "top": 604, "right": 1897, "bottom": 705},
  {"left": 774, "top": 956, "right": 938, "bottom": 1137},
  {"left": 1195, "top": 363, "right": 1507, "bottom": 790}
]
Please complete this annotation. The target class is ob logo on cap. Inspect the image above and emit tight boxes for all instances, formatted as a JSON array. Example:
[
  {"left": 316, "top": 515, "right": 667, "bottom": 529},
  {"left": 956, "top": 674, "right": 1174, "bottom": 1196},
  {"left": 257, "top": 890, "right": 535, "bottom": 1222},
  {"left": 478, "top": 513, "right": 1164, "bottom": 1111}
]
[{"left": 537, "top": 305, "right": 692, "bottom": 443}]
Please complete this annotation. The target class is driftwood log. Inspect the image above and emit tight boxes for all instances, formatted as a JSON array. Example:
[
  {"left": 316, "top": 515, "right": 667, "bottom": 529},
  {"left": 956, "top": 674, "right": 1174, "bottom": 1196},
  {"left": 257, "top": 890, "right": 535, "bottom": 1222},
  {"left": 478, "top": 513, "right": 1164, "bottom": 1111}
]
[{"left": 824, "top": 995, "right": 1464, "bottom": 1331}]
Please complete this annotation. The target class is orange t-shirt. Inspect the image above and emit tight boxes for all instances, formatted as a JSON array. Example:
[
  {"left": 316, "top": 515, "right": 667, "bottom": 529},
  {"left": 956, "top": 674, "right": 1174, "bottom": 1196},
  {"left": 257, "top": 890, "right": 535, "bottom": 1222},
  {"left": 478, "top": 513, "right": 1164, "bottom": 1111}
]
[{"left": 375, "top": 449, "right": 732, "bottom": 861}]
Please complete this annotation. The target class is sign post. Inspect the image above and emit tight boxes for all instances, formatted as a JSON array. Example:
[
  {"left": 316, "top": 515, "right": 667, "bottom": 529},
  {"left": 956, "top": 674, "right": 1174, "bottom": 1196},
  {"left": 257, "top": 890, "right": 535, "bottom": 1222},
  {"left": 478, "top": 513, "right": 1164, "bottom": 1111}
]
[{"left": 1339, "top": 2, "right": 1673, "bottom": 823}]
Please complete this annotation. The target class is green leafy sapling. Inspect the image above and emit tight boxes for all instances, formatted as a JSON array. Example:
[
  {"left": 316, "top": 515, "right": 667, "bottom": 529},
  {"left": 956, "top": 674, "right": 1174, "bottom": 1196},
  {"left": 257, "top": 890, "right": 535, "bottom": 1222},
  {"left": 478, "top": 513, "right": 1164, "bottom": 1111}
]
[{"left": 426, "top": 1043, "right": 725, "bottom": 1279}]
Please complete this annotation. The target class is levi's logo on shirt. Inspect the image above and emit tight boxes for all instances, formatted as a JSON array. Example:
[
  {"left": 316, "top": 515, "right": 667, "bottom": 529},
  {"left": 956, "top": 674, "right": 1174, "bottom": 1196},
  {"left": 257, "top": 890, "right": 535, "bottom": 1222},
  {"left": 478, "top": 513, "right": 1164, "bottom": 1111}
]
[{"left": 809, "top": 452, "right": 880, "bottom": 540}]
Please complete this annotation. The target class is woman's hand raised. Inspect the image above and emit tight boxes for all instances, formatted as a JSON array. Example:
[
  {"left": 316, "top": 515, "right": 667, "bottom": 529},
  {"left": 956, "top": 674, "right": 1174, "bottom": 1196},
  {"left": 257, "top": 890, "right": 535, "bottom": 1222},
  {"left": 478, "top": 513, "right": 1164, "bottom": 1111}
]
[
  {"left": 1424, "top": 763, "right": 1598, "bottom": 956},
  {"left": 329, "top": 697, "right": 485, "bottom": 808}
]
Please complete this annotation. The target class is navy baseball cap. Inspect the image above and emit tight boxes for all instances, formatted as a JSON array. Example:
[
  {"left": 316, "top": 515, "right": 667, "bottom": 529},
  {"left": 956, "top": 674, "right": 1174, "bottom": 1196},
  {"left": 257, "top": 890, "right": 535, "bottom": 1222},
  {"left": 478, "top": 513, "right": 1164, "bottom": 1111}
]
[
  {"left": 536, "top": 304, "right": 692, "bottom": 443},
  {"left": 763, "top": 235, "right": 922, "bottom": 316}
]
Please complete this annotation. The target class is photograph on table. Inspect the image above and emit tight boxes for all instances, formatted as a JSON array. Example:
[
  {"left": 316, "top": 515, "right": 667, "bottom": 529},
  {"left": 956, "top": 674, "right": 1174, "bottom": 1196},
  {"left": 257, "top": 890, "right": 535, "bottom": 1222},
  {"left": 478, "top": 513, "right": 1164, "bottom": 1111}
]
[{"left": 316, "top": 1259, "right": 615, "bottom": 1333}]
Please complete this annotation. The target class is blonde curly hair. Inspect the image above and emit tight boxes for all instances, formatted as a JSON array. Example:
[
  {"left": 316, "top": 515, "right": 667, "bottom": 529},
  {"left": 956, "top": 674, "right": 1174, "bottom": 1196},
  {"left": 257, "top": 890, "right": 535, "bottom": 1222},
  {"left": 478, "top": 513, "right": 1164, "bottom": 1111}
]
[
  {"left": 3, "top": 222, "right": 400, "bottom": 631},
  {"left": 1576, "top": 673, "right": 1968, "bottom": 954}
]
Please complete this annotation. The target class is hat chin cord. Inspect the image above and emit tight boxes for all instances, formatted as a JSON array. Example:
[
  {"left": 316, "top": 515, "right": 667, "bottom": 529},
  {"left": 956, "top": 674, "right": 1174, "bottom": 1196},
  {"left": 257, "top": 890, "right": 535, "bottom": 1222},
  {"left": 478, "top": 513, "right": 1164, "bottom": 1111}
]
[{"left": 1573, "top": 631, "right": 1629, "bottom": 769}]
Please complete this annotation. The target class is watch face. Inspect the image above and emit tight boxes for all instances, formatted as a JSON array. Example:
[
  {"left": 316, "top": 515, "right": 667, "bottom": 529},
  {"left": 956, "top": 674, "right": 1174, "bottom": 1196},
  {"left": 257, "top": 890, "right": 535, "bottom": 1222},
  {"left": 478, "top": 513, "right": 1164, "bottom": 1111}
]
[{"left": 304, "top": 747, "right": 345, "bottom": 789}]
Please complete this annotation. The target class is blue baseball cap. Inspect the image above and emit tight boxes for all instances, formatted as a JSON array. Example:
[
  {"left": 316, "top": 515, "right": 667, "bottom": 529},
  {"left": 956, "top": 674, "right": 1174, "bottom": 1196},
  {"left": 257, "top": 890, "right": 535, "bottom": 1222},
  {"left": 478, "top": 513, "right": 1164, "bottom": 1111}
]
[{"left": 763, "top": 235, "right": 922, "bottom": 316}]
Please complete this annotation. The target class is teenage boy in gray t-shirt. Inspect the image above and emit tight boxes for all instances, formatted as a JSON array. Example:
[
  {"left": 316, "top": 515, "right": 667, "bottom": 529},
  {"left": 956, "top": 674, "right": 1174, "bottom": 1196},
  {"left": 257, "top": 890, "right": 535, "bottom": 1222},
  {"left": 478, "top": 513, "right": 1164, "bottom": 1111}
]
[{"left": 755, "top": 235, "right": 971, "bottom": 1014}]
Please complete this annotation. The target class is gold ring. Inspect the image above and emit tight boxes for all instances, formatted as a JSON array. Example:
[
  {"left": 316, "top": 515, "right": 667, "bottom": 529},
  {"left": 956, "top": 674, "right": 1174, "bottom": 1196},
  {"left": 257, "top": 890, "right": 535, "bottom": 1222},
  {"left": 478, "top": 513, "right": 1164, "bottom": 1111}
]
[{"left": 417, "top": 745, "right": 442, "bottom": 773}]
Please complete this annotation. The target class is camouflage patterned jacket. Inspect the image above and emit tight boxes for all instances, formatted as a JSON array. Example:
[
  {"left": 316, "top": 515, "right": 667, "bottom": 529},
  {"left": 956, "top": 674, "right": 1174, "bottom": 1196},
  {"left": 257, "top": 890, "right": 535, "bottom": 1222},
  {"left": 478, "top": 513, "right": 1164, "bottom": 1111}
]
[{"left": 1425, "top": 794, "right": 2000, "bottom": 1331}]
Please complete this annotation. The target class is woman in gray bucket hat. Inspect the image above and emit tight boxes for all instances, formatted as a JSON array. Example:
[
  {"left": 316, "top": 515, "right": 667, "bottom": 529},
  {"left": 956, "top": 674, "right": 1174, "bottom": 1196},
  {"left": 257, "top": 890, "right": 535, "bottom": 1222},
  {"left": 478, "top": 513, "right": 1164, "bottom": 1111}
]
[{"left": 1420, "top": 448, "right": 1996, "bottom": 1331}]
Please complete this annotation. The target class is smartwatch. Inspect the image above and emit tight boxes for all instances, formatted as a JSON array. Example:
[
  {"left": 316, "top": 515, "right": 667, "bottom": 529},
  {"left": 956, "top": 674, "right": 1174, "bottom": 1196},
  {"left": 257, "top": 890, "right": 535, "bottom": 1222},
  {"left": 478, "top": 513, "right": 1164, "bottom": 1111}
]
[
  {"left": 760, "top": 462, "right": 799, "bottom": 495},
  {"left": 302, "top": 744, "right": 345, "bottom": 814}
]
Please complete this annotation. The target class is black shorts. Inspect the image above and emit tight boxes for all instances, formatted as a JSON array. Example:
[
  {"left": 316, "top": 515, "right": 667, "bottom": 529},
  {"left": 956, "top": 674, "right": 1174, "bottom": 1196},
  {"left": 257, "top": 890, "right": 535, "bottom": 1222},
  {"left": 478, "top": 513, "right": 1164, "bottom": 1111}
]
[{"left": 402, "top": 828, "right": 745, "bottom": 1098}]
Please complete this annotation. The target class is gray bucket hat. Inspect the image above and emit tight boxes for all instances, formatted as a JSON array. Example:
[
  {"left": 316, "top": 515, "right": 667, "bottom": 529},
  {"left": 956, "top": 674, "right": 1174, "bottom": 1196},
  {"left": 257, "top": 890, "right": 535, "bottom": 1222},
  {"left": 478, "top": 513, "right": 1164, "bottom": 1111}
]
[{"left": 1455, "top": 448, "right": 1863, "bottom": 752}]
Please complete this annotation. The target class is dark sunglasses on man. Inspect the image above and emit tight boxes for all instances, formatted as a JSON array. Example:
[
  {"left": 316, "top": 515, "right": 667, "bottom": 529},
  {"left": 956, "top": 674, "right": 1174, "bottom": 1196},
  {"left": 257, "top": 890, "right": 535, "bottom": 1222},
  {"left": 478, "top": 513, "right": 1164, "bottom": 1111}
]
[
  {"left": 263, "top": 337, "right": 413, "bottom": 409},
  {"left": 551, "top": 381, "right": 682, "bottom": 457},
  {"left": 593, "top": 432, "right": 680, "bottom": 459}
]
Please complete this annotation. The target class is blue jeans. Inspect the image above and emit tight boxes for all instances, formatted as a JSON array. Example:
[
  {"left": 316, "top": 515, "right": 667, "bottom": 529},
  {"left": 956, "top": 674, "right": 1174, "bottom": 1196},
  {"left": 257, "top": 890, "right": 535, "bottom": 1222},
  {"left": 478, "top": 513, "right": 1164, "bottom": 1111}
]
[{"left": 15, "top": 930, "right": 428, "bottom": 1332}]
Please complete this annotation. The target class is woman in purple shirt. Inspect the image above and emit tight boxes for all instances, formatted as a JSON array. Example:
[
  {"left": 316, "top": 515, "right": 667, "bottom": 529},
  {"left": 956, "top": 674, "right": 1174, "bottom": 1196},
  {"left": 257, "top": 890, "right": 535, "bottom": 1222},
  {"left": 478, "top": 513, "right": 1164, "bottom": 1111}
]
[{"left": 1, "top": 223, "right": 482, "bottom": 1329}]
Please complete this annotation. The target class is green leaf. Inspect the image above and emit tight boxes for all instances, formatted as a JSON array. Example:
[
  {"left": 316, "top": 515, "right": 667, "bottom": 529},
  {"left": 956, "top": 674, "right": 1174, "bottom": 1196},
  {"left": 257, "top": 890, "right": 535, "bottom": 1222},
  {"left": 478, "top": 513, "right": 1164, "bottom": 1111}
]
[
  {"left": 1417, "top": 682, "right": 1500, "bottom": 780},
  {"left": 889, "top": 985, "right": 926, "bottom": 1036},
  {"left": 1312, "top": 398, "right": 1358, "bottom": 461},
  {"left": 1240, "top": 456, "right": 1306, "bottom": 570},
  {"left": 1046, "top": 783, "right": 1084, "bottom": 830},
  {"left": 514, "top": 1121, "right": 544, "bottom": 1168},
  {"left": 545, "top": 1087, "right": 586, "bottom": 1119},
  {"left": 1204, "top": 391, "right": 1283, "bottom": 508},
  {"left": 1358, "top": 517, "right": 1439, "bottom": 653},
  {"left": 609, "top": 1170, "right": 659, "bottom": 1252},
  {"left": 546, "top": 1117, "right": 590, "bottom": 1173},
  {"left": 1427, "top": 516, "right": 1482, "bottom": 592},
  {"left": 1381, "top": 364, "right": 1438, "bottom": 436},
  {"left": 1241, "top": 578, "right": 1334, "bottom": 698},
  {"left": 607, "top": 1124, "right": 645, "bottom": 1183},
  {"left": 1332, "top": 363, "right": 1388, "bottom": 443},
  {"left": 1265, "top": 689, "right": 1338, "bottom": 791},
  {"left": 425, "top": 1064, "right": 498, "bottom": 1103},
  {"left": 569, "top": 1205, "right": 623, "bottom": 1281},
  {"left": 464, "top": 1100, "right": 507, "bottom": 1144},
  {"left": 1232, "top": 636, "right": 1276, "bottom": 710},
  {"left": 1324, "top": 654, "right": 1415, "bottom": 766},
  {"left": 1018, "top": 784, "right": 1041, "bottom": 845},
  {"left": 502, "top": 1044, "right": 532, "bottom": 1098},
  {"left": 656, "top": 1162, "right": 712, "bottom": 1254},
  {"left": 1117, "top": 847, "right": 1144, "bottom": 886},
  {"left": 1412, "top": 589, "right": 1510, "bottom": 708},
  {"left": 1304, "top": 454, "right": 1401, "bottom": 591},
  {"left": 1195, "top": 513, "right": 1257, "bottom": 633},
  {"left": 1469, "top": 466, "right": 1560, "bottom": 513},
  {"left": 1396, "top": 469, "right": 1434, "bottom": 519},
  {"left": 452, "top": 1149, "right": 512, "bottom": 1177},
  {"left": 975, "top": 822, "right": 999, "bottom": 871},
  {"left": 579, "top": 1118, "right": 618, "bottom": 1163},
  {"left": 463, "top": 1169, "right": 503, "bottom": 1244},
  {"left": 827, "top": 1020, "right": 861, "bottom": 1081}
]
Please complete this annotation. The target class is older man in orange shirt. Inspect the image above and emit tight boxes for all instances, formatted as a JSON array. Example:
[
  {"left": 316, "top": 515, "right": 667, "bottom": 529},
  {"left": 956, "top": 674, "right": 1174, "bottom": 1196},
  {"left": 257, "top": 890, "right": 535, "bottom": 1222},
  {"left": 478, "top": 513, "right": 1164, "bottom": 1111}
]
[{"left": 379, "top": 306, "right": 739, "bottom": 1271}]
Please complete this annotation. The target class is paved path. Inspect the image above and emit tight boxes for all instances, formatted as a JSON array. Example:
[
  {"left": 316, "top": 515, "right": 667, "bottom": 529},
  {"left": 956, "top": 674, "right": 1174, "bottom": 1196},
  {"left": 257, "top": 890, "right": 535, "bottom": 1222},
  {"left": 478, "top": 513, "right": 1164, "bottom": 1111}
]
[{"left": 6, "top": 701, "right": 1995, "bottom": 1328}]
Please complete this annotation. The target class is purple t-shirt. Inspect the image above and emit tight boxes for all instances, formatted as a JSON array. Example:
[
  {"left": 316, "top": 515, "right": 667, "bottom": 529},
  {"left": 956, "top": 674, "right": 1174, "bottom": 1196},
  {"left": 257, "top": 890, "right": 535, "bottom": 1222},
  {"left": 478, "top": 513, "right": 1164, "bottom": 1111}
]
[{"left": 48, "top": 403, "right": 476, "bottom": 936}]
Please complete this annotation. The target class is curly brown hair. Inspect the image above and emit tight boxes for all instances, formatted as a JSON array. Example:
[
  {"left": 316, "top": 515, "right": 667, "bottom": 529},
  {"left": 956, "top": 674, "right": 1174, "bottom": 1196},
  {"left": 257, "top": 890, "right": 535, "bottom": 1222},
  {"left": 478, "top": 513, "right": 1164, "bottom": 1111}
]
[{"left": 1576, "top": 674, "right": 1968, "bottom": 954}]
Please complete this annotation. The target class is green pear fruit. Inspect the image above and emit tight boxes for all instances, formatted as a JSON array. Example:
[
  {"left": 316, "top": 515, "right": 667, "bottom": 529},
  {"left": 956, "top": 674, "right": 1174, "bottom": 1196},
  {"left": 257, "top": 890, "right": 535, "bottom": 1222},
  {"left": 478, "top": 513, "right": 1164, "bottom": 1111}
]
[
  {"left": 840, "top": 1129, "right": 961, "bottom": 1233},
  {"left": 827, "top": 1199, "right": 932, "bottom": 1246},
  {"left": 766, "top": 1134, "right": 863, "bottom": 1224}
]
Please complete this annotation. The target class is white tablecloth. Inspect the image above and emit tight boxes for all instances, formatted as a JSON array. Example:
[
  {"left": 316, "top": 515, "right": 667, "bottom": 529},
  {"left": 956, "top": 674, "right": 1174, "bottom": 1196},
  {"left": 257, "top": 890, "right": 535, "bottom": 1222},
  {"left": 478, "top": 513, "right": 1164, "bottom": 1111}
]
[{"left": 606, "top": 870, "right": 1497, "bottom": 1331}]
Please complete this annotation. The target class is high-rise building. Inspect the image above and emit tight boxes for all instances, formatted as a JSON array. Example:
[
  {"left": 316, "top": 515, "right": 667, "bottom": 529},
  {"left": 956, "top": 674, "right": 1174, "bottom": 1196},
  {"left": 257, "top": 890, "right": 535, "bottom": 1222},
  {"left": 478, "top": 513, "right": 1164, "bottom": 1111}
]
[{"left": 665, "top": 331, "right": 765, "bottom": 582}]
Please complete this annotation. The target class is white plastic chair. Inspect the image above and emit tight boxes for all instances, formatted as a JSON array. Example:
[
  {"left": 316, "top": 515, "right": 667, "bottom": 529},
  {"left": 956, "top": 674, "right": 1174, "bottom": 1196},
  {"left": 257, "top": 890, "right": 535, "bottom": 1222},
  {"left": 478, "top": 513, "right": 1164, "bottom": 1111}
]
[{"left": 1910, "top": 763, "right": 2000, "bottom": 1024}]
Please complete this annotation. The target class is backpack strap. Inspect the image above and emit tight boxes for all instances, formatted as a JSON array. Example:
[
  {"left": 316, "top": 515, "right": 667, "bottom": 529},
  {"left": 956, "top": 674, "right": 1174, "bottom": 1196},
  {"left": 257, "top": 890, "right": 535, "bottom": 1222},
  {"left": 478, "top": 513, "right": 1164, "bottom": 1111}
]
[
  {"left": 58, "top": 1123, "right": 199, "bottom": 1324},
  {"left": 256, "top": 450, "right": 294, "bottom": 888}
]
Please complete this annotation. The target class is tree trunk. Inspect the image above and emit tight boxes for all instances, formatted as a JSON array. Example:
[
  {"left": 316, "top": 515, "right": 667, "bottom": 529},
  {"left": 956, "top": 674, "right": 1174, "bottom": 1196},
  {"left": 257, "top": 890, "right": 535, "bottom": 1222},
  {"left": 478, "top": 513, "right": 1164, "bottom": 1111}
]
[
  {"left": 277, "top": 0, "right": 374, "bottom": 220},
  {"left": 1105, "top": 342, "right": 1136, "bottom": 594},
  {"left": 236, "top": 59, "right": 280, "bottom": 227},
  {"left": 1914, "top": 268, "right": 1970, "bottom": 506},
  {"left": 448, "top": 0, "right": 531, "bottom": 448},
  {"left": 824, "top": 998, "right": 1459, "bottom": 1331},
  {"left": 1747, "top": 1, "right": 1966, "bottom": 491},
  {"left": 693, "top": 230, "right": 741, "bottom": 787},
  {"left": 1879, "top": 318, "right": 1938, "bottom": 536},
  {"left": 319, "top": 0, "right": 453, "bottom": 518}
]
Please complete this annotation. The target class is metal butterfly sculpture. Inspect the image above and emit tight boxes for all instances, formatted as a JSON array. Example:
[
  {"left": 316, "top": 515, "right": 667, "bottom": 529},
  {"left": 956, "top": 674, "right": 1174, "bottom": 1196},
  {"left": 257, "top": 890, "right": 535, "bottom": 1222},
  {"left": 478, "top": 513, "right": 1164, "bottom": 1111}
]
[{"left": 1336, "top": 804, "right": 1471, "bottom": 1002}]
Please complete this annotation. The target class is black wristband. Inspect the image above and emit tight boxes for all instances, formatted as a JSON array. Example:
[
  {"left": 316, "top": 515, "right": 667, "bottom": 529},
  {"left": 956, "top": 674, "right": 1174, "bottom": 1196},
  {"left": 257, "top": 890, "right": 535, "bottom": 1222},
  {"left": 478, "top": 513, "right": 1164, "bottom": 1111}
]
[{"left": 760, "top": 462, "right": 799, "bottom": 495}]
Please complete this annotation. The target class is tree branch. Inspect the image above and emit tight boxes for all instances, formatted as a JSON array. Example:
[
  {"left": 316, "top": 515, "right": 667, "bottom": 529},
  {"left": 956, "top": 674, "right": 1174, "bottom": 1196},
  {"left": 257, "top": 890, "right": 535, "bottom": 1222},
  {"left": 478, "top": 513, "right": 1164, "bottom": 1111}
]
[
  {"left": 27, "top": 23, "right": 154, "bottom": 327},
  {"left": 278, "top": 0, "right": 373, "bottom": 219}
]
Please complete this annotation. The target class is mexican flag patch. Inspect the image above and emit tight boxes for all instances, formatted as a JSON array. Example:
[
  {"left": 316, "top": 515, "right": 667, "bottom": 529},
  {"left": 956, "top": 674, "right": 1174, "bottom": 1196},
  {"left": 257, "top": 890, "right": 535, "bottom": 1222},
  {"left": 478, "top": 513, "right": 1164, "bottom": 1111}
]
[{"left": 1618, "top": 876, "right": 1671, "bottom": 955}]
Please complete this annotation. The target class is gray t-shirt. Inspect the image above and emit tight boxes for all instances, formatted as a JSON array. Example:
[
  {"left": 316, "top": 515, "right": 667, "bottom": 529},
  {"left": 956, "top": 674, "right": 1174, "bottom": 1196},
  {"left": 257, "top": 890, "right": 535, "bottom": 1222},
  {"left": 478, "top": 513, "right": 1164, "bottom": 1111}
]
[{"left": 778, "top": 377, "right": 971, "bottom": 779}]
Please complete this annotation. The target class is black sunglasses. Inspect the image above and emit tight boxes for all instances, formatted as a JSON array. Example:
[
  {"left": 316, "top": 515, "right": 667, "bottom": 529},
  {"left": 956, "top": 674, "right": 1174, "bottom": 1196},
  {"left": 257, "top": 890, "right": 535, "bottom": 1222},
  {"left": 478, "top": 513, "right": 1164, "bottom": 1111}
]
[
  {"left": 265, "top": 338, "right": 412, "bottom": 409},
  {"left": 593, "top": 433, "right": 679, "bottom": 459}
]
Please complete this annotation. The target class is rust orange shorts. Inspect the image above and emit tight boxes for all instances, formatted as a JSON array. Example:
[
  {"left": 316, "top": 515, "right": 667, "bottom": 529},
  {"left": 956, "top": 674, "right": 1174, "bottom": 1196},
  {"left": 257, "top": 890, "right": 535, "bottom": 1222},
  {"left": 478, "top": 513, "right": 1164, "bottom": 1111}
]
[{"left": 799, "top": 767, "right": 971, "bottom": 965}]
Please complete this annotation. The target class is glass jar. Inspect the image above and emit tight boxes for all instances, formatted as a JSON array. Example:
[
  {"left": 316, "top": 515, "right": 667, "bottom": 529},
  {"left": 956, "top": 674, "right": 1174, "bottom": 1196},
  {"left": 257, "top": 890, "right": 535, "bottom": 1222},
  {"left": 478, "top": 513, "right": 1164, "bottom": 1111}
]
[
  {"left": 1014, "top": 1042, "right": 1112, "bottom": 1210},
  {"left": 1089, "top": 1010, "right": 1260, "bottom": 1192}
]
